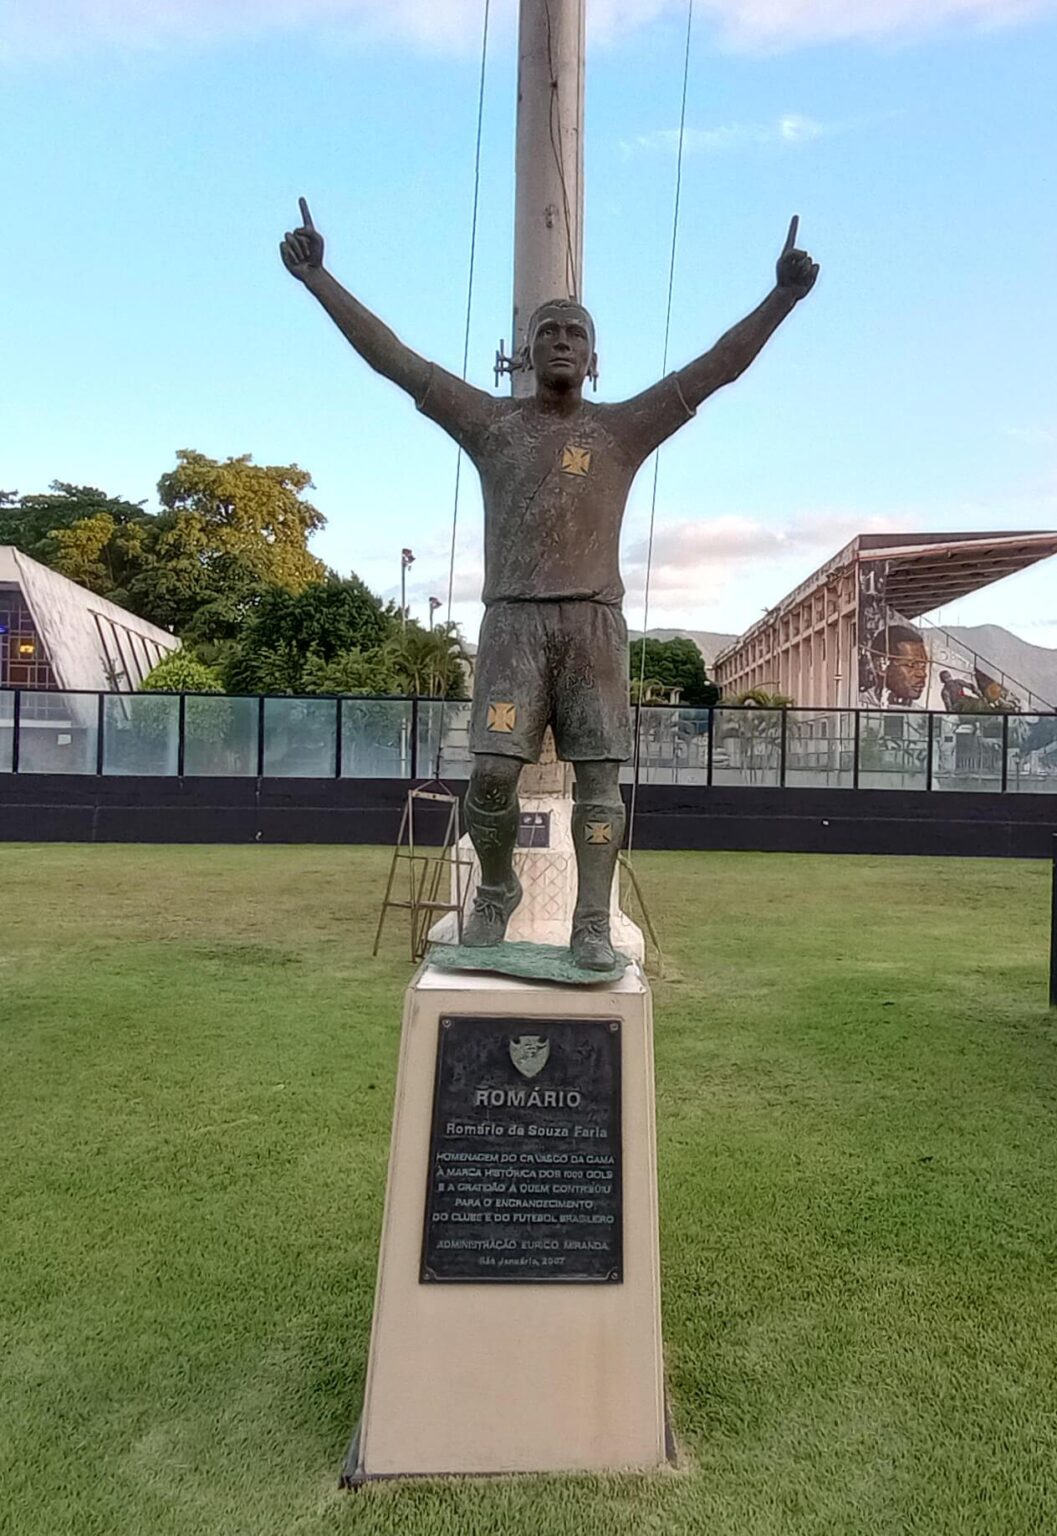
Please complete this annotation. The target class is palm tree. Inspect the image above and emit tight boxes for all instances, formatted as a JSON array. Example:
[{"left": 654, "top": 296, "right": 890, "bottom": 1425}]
[
  {"left": 728, "top": 686, "right": 795, "bottom": 708},
  {"left": 630, "top": 676, "right": 667, "bottom": 706},
  {"left": 719, "top": 687, "right": 793, "bottom": 784},
  {"left": 384, "top": 620, "right": 468, "bottom": 698}
]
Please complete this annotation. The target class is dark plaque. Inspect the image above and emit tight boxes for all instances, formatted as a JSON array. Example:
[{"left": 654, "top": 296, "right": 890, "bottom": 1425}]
[
  {"left": 517, "top": 811, "right": 551, "bottom": 848},
  {"left": 422, "top": 1016, "right": 622, "bottom": 1283}
]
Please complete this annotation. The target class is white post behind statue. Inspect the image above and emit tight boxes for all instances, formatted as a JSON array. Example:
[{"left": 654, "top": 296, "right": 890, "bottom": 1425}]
[{"left": 512, "top": 0, "right": 586, "bottom": 388}]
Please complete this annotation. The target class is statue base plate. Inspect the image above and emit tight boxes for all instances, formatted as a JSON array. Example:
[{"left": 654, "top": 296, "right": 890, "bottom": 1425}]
[
  {"left": 429, "top": 940, "right": 631, "bottom": 987},
  {"left": 346, "top": 962, "right": 667, "bottom": 1480}
]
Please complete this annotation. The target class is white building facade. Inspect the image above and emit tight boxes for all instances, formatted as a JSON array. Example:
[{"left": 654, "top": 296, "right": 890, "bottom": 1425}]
[{"left": 0, "top": 546, "right": 178, "bottom": 693}]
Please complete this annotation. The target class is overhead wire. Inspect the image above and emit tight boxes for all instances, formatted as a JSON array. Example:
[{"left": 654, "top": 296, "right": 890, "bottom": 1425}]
[
  {"left": 433, "top": 0, "right": 491, "bottom": 780},
  {"left": 627, "top": 0, "right": 695, "bottom": 855},
  {"left": 445, "top": 0, "right": 492, "bottom": 628}
]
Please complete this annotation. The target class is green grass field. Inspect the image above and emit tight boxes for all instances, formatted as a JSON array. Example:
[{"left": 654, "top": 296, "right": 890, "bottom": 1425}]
[{"left": 4, "top": 844, "right": 1057, "bottom": 1535}]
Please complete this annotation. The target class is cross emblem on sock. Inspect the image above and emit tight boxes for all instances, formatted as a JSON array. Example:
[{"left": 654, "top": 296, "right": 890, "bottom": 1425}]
[
  {"left": 487, "top": 701, "right": 517, "bottom": 733},
  {"left": 585, "top": 821, "right": 613, "bottom": 845}
]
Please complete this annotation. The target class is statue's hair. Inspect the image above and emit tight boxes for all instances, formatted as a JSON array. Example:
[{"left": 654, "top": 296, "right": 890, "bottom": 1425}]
[{"left": 522, "top": 299, "right": 598, "bottom": 385}]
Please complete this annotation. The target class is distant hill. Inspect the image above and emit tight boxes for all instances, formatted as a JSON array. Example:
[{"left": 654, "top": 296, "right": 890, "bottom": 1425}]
[
  {"left": 945, "top": 625, "right": 1057, "bottom": 709},
  {"left": 629, "top": 628, "right": 738, "bottom": 670}
]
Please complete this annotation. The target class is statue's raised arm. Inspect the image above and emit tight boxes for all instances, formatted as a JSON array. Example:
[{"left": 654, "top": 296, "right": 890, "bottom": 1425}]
[
  {"left": 281, "top": 198, "right": 491, "bottom": 448},
  {"left": 673, "top": 215, "right": 819, "bottom": 412}
]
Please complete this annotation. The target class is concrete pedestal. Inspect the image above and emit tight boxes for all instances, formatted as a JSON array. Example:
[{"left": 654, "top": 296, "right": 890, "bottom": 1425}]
[{"left": 347, "top": 963, "right": 666, "bottom": 1480}]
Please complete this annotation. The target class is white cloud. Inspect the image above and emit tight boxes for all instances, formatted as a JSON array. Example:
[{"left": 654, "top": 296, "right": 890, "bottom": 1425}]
[
  {"left": 3, "top": 0, "right": 1055, "bottom": 62},
  {"left": 408, "top": 561, "right": 484, "bottom": 607},
  {"left": 625, "top": 509, "right": 889, "bottom": 585},
  {"left": 625, "top": 112, "right": 829, "bottom": 156},
  {"left": 0, "top": 0, "right": 500, "bottom": 60},
  {"left": 696, "top": 0, "right": 1056, "bottom": 50},
  {"left": 1004, "top": 425, "right": 1057, "bottom": 447},
  {"left": 620, "top": 496, "right": 1057, "bottom": 638},
  {"left": 618, "top": 510, "right": 900, "bottom": 628}
]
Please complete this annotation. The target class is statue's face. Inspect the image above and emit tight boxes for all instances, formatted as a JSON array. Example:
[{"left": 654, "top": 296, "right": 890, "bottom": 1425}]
[{"left": 529, "top": 305, "right": 597, "bottom": 392}]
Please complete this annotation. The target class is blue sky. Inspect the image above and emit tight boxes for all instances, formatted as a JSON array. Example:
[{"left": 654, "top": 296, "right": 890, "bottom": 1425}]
[{"left": 3, "top": 0, "right": 1056, "bottom": 650}]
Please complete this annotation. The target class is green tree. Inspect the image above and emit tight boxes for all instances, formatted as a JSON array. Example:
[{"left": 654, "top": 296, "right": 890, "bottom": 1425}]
[
  {"left": 224, "top": 576, "right": 396, "bottom": 694},
  {"left": 628, "top": 636, "right": 719, "bottom": 707},
  {"left": 1, "top": 459, "right": 327, "bottom": 646},
  {"left": 0, "top": 483, "right": 150, "bottom": 570},
  {"left": 45, "top": 513, "right": 156, "bottom": 604},
  {"left": 140, "top": 654, "right": 224, "bottom": 694},
  {"left": 156, "top": 451, "right": 325, "bottom": 587},
  {"left": 301, "top": 649, "right": 398, "bottom": 695},
  {"left": 128, "top": 451, "right": 327, "bottom": 640}
]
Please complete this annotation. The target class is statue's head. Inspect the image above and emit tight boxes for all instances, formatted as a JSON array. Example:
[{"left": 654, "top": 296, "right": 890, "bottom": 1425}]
[{"left": 524, "top": 299, "right": 598, "bottom": 392}]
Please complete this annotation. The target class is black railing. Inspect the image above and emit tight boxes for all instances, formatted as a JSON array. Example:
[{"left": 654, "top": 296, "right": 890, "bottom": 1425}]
[{"left": 0, "top": 686, "right": 1056, "bottom": 794}]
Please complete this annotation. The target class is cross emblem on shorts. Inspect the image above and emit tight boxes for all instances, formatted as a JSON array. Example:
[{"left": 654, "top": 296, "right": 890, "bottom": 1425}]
[
  {"left": 585, "top": 821, "right": 613, "bottom": 845},
  {"left": 487, "top": 702, "right": 517, "bottom": 733},
  {"left": 560, "top": 444, "right": 592, "bottom": 477}
]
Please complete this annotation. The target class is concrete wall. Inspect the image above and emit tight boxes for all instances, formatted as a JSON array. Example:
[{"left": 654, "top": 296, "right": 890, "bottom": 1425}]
[{"left": 1, "top": 775, "right": 1054, "bottom": 859}]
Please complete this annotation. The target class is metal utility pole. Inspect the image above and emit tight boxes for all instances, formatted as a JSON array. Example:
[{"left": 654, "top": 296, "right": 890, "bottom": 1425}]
[
  {"left": 510, "top": 0, "right": 586, "bottom": 397},
  {"left": 400, "top": 547, "right": 415, "bottom": 630}
]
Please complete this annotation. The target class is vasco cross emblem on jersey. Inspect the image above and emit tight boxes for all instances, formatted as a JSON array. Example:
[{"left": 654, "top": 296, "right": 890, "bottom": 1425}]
[
  {"left": 560, "top": 444, "right": 592, "bottom": 477},
  {"left": 487, "top": 701, "right": 517, "bottom": 733},
  {"left": 509, "top": 1034, "right": 550, "bottom": 1079}
]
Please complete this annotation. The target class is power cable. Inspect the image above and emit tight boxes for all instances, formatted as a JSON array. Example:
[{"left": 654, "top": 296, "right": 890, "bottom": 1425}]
[
  {"left": 433, "top": 0, "right": 491, "bottom": 780},
  {"left": 627, "top": 0, "right": 695, "bottom": 855},
  {"left": 445, "top": 0, "right": 492, "bottom": 627}
]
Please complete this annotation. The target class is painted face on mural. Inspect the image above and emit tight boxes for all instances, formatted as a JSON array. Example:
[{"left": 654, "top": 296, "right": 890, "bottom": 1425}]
[{"left": 885, "top": 638, "right": 929, "bottom": 704}]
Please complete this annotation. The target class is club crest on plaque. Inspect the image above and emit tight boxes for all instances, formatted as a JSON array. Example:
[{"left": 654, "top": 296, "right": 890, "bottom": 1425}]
[{"left": 509, "top": 1034, "right": 550, "bottom": 1079}]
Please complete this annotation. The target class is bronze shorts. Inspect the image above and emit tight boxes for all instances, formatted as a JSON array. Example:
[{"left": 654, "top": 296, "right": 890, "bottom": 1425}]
[{"left": 470, "top": 600, "right": 632, "bottom": 764}]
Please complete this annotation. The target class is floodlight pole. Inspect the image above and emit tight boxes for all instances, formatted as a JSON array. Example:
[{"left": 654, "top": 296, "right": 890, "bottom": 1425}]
[{"left": 510, "top": 0, "right": 586, "bottom": 397}]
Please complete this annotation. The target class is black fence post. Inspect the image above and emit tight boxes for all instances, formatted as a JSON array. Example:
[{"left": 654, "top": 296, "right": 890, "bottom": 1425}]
[
  {"left": 411, "top": 695, "right": 420, "bottom": 781},
  {"left": 707, "top": 706, "right": 715, "bottom": 787},
  {"left": 779, "top": 708, "right": 788, "bottom": 788},
  {"left": 926, "top": 711, "right": 935, "bottom": 791},
  {"left": 334, "top": 695, "right": 343, "bottom": 779},
  {"left": 177, "top": 693, "right": 186, "bottom": 777},
  {"left": 1050, "top": 836, "right": 1057, "bottom": 1009},
  {"left": 1001, "top": 711, "right": 1010, "bottom": 794},
  {"left": 256, "top": 696, "right": 266, "bottom": 778},
  {"left": 96, "top": 692, "right": 106, "bottom": 775},
  {"left": 12, "top": 689, "right": 21, "bottom": 774},
  {"left": 853, "top": 707, "right": 860, "bottom": 790}
]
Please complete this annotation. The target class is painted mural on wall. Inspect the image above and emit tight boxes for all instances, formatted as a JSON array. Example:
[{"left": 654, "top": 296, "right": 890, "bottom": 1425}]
[{"left": 857, "top": 562, "right": 1019, "bottom": 711}]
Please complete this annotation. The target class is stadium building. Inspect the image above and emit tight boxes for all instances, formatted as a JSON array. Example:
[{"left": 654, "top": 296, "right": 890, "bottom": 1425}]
[{"left": 712, "top": 531, "right": 1057, "bottom": 713}]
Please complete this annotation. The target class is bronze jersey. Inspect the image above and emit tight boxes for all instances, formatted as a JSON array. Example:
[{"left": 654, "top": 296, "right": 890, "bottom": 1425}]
[{"left": 416, "top": 368, "right": 695, "bottom": 607}]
